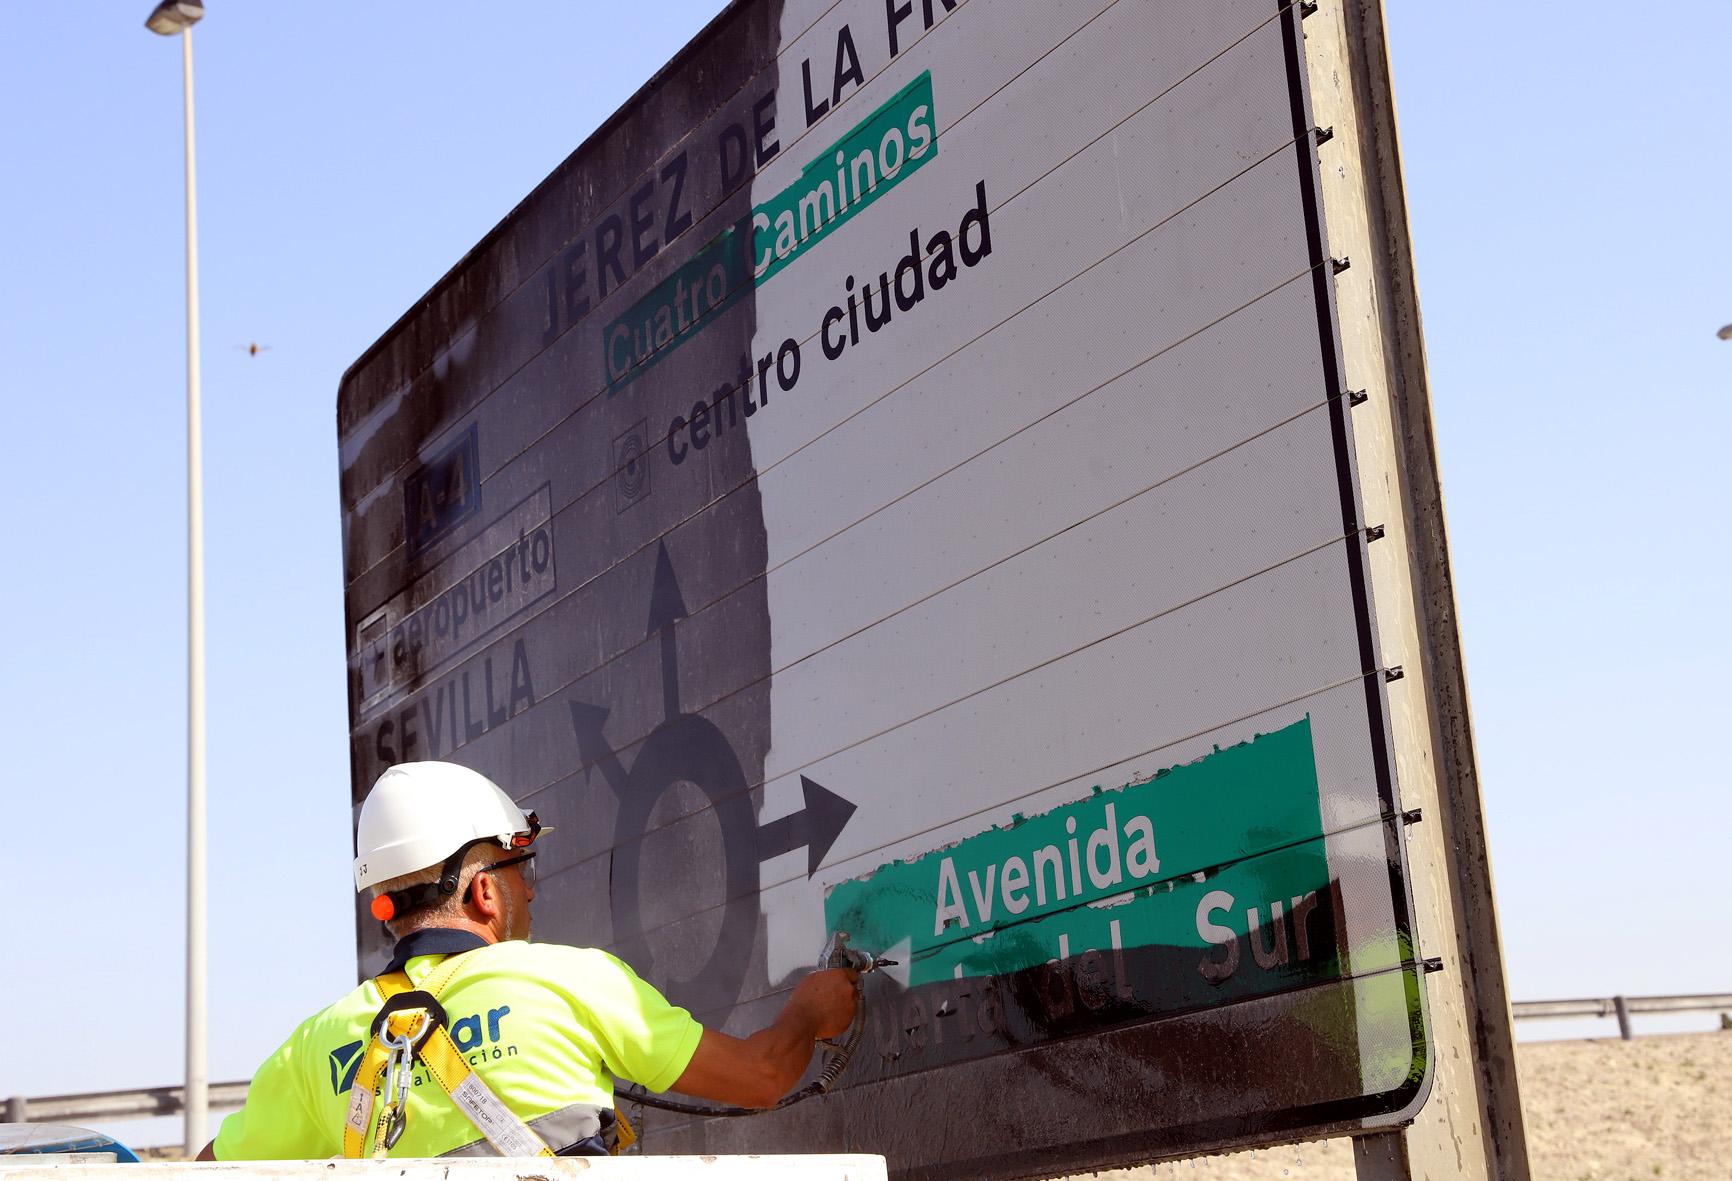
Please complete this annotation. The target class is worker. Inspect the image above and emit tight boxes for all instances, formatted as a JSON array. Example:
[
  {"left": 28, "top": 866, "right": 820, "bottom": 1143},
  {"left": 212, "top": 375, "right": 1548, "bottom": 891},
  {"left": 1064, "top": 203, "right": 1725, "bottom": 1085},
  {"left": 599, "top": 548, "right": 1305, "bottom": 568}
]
[{"left": 198, "top": 760, "right": 859, "bottom": 1160}]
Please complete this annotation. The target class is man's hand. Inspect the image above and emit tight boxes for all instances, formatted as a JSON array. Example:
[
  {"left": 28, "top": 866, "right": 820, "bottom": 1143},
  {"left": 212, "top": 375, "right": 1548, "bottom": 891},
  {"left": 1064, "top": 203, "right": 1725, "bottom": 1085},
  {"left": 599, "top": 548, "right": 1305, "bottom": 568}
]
[
  {"left": 670, "top": 966, "right": 862, "bottom": 1108},
  {"left": 791, "top": 967, "right": 860, "bottom": 1041}
]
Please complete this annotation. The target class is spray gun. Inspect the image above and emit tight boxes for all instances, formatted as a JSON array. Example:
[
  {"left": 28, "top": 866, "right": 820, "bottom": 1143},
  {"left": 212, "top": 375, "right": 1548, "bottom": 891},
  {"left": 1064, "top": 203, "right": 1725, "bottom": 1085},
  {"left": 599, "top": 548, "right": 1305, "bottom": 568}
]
[
  {"left": 811, "top": 932, "right": 893, "bottom": 1092},
  {"left": 820, "top": 930, "right": 894, "bottom": 975},
  {"left": 618, "top": 932, "right": 893, "bottom": 1119}
]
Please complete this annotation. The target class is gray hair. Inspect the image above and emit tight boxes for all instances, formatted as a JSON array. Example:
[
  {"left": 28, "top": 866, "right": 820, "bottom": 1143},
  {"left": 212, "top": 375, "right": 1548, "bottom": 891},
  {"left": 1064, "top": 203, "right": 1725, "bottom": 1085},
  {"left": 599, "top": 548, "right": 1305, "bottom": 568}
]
[{"left": 370, "top": 842, "right": 502, "bottom": 937}]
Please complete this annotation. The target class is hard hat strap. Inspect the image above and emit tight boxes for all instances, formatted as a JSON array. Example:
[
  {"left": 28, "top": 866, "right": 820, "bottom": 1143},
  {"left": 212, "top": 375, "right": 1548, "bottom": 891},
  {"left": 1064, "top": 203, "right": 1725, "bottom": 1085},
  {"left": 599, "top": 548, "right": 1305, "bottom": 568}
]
[
  {"left": 373, "top": 836, "right": 498, "bottom": 924},
  {"left": 378, "top": 815, "right": 541, "bottom": 922}
]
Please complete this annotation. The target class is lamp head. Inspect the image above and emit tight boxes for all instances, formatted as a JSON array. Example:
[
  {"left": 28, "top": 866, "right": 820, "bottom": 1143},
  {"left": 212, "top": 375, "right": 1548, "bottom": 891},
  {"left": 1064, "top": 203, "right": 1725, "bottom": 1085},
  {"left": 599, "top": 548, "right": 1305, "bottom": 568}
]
[{"left": 145, "top": 0, "right": 204, "bottom": 35}]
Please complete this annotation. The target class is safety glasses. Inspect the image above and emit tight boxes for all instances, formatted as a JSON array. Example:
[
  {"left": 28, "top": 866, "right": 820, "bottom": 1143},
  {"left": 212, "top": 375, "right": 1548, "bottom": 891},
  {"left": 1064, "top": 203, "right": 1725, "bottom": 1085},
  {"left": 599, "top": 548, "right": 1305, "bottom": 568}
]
[{"left": 478, "top": 851, "right": 536, "bottom": 890}]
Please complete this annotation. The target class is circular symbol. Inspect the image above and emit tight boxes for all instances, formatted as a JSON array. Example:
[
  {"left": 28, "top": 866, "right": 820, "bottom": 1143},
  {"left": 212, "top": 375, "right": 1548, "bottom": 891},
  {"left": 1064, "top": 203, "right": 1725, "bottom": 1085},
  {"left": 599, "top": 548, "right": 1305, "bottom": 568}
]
[
  {"left": 609, "top": 713, "right": 759, "bottom": 1016},
  {"left": 617, "top": 431, "right": 647, "bottom": 502}
]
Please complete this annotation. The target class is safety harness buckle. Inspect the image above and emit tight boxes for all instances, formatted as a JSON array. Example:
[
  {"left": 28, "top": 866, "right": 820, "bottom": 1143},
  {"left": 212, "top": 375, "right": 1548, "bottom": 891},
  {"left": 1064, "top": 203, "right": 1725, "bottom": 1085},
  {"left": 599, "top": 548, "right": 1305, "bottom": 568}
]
[
  {"left": 369, "top": 990, "right": 448, "bottom": 1049},
  {"left": 341, "top": 961, "right": 556, "bottom": 1161}
]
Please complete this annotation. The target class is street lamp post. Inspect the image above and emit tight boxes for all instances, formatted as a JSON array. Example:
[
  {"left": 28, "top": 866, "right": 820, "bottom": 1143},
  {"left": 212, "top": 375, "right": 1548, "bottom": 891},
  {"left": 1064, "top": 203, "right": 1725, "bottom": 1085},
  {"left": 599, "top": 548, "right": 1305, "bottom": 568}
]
[{"left": 144, "top": 0, "right": 208, "bottom": 1157}]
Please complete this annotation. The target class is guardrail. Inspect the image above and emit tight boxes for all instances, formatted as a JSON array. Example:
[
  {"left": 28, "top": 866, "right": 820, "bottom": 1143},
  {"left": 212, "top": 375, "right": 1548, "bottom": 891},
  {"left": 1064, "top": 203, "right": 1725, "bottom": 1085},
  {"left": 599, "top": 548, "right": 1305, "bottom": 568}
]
[
  {"left": 1511, "top": 992, "right": 1732, "bottom": 1040},
  {"left": 7, "top": 993, "right": 1728, "bottom": 1130},
  {"left": 4, "top": 1082, "right": 247, "bottom": 1127}
]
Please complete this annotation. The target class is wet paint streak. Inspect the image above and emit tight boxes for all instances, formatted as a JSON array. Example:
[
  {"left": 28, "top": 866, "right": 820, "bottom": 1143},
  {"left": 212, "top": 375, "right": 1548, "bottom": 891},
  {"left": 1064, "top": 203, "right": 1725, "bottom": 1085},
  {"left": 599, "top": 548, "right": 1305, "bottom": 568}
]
[{"left": 824, "top": 717, "right": 1330, "bottom": 987}]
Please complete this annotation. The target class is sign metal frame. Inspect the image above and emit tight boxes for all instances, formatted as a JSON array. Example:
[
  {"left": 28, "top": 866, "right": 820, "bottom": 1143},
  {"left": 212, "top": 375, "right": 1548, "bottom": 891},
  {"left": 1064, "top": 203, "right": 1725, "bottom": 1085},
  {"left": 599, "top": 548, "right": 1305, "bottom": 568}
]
[{"left": 337, "top": 1, "right": 1526, "bottom": 1176}]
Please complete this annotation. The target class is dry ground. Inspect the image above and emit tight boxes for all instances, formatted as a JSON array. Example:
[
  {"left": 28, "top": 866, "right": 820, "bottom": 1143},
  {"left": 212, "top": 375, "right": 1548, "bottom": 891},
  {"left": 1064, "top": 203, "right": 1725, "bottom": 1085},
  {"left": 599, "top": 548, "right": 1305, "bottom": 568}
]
[{"left": 1081, "top": 1031, "right": 1730, "bottom": 1180}]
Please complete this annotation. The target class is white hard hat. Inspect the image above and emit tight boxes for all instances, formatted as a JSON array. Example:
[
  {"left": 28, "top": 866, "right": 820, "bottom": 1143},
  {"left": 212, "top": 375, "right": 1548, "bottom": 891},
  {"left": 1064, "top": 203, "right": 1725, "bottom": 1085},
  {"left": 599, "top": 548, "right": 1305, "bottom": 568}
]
[{"left": 354, "top": 761, "right": 545, "bottom": 892}]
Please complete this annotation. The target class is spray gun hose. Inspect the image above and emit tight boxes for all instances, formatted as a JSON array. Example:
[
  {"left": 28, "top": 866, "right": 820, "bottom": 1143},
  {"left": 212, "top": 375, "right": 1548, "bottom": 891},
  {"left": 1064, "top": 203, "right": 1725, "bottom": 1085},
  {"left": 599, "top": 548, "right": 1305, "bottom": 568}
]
[{"left": 620, "top": 972, "right": 872, "bottom": 1118}]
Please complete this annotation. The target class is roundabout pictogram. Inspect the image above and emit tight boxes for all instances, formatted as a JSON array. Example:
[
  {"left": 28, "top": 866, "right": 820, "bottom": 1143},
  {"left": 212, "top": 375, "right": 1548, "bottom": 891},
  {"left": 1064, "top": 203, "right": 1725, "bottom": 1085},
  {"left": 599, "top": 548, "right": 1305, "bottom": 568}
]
[{"left": 569, "top": 541, "right": 856, "bottom": 1012}]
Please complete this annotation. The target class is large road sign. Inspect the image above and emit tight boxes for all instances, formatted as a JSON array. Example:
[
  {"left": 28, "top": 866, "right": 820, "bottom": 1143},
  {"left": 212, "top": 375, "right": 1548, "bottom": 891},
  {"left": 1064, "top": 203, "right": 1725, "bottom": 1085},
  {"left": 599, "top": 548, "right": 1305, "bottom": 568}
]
[{"left": 339, "top": 1, "right": 1523, "bottom": 1176}]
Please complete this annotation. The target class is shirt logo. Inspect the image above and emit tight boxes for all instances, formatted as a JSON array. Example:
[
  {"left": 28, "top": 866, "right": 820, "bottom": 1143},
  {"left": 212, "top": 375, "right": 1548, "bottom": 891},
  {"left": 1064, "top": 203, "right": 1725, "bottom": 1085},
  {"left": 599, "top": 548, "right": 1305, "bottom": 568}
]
[
  {"left": 324, "top": 1007, "right": 515, "bottom": 1096},
  {"left": 329, "top": 1040, "right": 365, "bottom": 1095}
]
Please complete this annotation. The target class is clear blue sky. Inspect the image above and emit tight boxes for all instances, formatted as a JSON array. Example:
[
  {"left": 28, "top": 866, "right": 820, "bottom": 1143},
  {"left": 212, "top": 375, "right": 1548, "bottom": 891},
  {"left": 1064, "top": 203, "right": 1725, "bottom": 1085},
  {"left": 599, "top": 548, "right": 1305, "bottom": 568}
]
[{"left": 2, "top": 0, "right": 1726, "bottom": 1150}]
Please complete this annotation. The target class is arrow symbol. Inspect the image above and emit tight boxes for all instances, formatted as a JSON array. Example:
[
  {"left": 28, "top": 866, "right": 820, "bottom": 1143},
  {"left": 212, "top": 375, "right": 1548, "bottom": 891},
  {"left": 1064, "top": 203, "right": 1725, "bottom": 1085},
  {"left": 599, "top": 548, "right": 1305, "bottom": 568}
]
[
  {"left": 646, "top": 540, "right": 689, "bottom": 723},
  {"left": 757, "top": 776, "right": 857, "bottom": 878},
  {"left": 568, "top": 700, "right": 630, "bottom": 801}
]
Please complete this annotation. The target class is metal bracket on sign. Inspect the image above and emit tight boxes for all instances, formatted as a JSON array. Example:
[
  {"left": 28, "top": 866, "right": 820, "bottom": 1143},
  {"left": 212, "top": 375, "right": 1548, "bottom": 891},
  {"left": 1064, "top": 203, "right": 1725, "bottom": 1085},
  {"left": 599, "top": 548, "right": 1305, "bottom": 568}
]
[{"left": 1383, "top": 665, "right": 1405, "bottom": 683}]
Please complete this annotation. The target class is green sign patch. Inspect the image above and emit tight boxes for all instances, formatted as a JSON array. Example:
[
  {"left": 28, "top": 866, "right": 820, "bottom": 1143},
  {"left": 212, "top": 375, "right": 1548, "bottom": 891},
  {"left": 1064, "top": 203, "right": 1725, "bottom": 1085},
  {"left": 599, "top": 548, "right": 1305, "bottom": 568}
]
[
  {"left": 603, "top": 71, "right": 936, "bottom": 389},
  {"left": 824, "top": 717, "right": 1334, "bottom": 990},
  {"left": 750, "top": 69, "right": 936, "bottom": 286}
]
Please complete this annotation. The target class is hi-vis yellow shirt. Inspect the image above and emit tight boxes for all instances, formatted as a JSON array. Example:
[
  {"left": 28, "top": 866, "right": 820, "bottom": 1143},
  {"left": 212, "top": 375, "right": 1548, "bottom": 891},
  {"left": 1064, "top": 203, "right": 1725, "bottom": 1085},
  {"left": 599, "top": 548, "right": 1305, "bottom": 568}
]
[{"left": 214, "top": 939, "right": 702, "bottom": 1159}]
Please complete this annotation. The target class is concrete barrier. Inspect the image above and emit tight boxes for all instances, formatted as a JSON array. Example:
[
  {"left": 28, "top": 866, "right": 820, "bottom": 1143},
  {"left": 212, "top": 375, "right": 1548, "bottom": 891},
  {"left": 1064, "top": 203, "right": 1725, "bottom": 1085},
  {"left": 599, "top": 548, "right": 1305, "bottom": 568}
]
[{"left": 0, "top": 1156, "right": 886, "bottom": 1180}]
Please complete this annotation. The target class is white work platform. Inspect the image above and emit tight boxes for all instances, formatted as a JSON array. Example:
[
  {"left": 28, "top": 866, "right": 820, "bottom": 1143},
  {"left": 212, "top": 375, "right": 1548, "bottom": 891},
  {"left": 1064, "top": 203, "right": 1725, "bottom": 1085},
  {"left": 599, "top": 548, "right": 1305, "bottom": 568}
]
[{"left": 0, "top": 1156, "right": 887, "bottom": 1179}]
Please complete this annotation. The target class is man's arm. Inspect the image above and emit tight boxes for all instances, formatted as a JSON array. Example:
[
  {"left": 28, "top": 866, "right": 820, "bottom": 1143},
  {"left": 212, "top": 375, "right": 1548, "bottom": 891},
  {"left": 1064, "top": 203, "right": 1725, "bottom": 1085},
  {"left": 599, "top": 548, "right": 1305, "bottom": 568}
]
[
  {"left": 195, "top": 1141, "right": 216, "bottom": 1161},
  {"left": 669, "top": 967, "right": 858, "bottom": 1108}
]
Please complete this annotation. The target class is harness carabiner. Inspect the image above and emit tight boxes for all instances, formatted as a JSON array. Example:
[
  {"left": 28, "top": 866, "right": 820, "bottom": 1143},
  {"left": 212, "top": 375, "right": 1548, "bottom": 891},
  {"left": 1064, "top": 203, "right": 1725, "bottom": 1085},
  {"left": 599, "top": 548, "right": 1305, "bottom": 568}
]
[
  {"left": 342, "top": 961, "right": 556, "bottom": 1160},
  {"left": 372, "top": 1020, "right": 426, "bottom": 1157}
]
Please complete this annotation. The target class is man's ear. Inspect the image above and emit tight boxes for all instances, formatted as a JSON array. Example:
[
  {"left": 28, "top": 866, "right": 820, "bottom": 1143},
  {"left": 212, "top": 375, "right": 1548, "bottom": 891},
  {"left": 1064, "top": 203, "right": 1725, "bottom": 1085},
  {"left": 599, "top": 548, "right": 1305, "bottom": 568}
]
[{"left": 467, "top": 869, "right": 502, "bottom": 918}]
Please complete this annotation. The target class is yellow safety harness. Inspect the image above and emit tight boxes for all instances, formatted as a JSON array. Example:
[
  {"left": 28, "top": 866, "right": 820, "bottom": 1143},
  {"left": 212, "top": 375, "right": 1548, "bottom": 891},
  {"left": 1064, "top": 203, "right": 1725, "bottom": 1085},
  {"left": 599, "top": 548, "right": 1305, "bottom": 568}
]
[{"left": 339, "top": 956, "right": 635, "bottom": 1159}]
